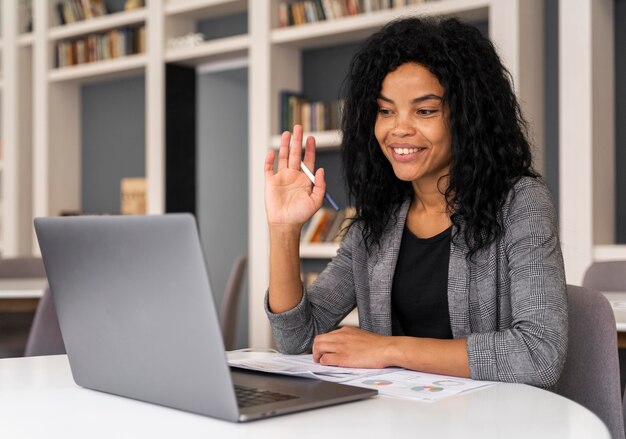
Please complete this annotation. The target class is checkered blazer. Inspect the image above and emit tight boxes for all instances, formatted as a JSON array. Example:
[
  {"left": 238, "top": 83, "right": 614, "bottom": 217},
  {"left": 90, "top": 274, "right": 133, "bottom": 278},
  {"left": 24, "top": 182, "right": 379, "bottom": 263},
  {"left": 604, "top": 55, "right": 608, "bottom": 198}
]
[{"left": 266, "top": 177, "right": 568, "bottom": 388}]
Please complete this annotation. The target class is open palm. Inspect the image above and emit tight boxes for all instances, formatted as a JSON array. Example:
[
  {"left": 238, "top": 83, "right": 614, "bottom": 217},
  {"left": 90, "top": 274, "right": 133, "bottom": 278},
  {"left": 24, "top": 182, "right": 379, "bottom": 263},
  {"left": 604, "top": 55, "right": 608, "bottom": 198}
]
[{"left": 264, "top": 125, "right": 326, "bottom": 227}]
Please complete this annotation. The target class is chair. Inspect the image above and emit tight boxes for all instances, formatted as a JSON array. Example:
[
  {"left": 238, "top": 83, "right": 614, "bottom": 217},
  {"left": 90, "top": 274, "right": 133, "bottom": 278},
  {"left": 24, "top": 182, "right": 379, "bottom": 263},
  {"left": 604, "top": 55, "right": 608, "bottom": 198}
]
[
  {"left": 0, "top": 257, "right": 55, "bottom": 357},
  {"left": 582, "top": 261, "right": 626, "bottom": 292},
  {"left": 555, "top": 285, "right": 625, "bottom": 439},
  {"left": 582, "top": 261, "right": 626, "bottom": 430},
  {"left": 219, "top": 256, "right": 247, "bottom": 351},
  {"left": 0, "top": 256, "right": 46, "bottom": 278},
  {"left": 24, "top": 286, "right": 65, "bottom": 357}
]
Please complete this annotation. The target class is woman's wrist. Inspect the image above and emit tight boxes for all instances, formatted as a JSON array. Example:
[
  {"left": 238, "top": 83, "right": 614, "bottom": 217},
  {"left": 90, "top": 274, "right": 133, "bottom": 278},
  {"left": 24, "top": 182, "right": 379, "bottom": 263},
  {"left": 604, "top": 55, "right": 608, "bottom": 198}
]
[{"left": 268, "top": 224, "right": 303, "bottom": 243}]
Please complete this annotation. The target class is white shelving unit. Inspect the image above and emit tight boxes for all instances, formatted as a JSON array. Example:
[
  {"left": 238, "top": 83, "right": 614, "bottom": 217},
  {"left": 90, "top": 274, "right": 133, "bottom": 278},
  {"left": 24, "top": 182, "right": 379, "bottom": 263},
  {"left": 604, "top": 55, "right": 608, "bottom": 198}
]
[
  {"left": 29, "top": 0, "right": 249, "bottom": 251},
  {"left": 5, "top": 0, "right": 617, "bottom": 348},
  {"left": 559, "top": 0, "right": 618, "bottom": 284},
  {"left": 1, "top": 0, "right": 34, "bottom": 257}
]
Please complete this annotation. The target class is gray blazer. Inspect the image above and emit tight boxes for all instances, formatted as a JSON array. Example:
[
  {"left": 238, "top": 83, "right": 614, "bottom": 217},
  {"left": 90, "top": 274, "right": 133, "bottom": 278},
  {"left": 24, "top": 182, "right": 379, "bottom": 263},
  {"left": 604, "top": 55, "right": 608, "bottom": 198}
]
[{"left": 266, "top": 177, "right": 568, "bottom": 388}]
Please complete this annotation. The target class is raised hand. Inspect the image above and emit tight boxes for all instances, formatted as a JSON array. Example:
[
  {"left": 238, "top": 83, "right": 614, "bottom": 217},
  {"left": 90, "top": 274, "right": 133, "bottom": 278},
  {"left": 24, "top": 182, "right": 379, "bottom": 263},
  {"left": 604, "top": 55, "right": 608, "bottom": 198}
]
[{"left": 264, "top": 125, "right": 326, "bottom": 228}]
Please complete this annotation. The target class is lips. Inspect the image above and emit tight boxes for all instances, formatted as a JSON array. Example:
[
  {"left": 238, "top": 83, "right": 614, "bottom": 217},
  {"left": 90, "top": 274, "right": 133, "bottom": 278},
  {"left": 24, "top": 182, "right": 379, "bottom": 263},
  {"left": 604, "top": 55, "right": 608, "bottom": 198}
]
[{"left": 389, "top": 144, "right": 427, "bottom": 162}]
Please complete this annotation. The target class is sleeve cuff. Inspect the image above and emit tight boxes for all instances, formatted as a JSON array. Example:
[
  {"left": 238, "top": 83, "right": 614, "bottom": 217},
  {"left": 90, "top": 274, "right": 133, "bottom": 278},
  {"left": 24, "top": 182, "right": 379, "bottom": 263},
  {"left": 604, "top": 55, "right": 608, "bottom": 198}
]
[{"left": 264, "top": 285, "right": 312, "bottom": 331}]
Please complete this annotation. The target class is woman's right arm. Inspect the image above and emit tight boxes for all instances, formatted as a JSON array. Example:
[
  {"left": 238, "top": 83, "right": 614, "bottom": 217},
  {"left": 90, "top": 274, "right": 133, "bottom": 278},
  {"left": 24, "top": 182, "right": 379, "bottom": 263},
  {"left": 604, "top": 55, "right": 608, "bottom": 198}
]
[{"left": 264, "top": 125, "right": 326, "bottom": 314}]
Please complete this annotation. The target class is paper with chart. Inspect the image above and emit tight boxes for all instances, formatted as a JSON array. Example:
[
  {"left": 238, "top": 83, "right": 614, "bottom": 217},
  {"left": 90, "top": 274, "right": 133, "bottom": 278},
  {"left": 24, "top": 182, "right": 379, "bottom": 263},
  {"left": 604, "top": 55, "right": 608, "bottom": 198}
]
[
  {"left": 342, "top": 369, "right": 495, "bottom": 402},
  {"left": 227, "top": 352, "right": 495, "bottom": 401}
]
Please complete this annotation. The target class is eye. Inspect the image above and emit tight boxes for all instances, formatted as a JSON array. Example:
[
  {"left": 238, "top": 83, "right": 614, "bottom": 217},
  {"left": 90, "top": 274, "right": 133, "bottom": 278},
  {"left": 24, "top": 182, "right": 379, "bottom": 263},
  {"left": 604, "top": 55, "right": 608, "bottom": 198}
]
[
  {"left": 417, "top": 109, "right": 437, "bottom": 116},
  {"left": 377, "top": 107, "right": 393, "bottom": 117}
]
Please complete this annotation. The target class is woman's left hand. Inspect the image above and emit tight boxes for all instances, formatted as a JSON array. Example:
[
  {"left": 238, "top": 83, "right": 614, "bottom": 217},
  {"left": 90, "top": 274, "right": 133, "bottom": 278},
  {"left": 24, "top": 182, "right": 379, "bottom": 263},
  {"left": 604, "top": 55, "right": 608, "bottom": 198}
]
[{"left": 312, "top": 327, "right": 394, "bottom": 369}]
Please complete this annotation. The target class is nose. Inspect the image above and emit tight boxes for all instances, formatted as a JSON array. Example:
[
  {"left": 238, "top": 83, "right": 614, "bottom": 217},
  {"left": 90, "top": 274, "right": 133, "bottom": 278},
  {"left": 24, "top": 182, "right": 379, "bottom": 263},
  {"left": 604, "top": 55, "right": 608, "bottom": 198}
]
[{"left": 391, "top": 114, "right": 416, "bottom": 137}]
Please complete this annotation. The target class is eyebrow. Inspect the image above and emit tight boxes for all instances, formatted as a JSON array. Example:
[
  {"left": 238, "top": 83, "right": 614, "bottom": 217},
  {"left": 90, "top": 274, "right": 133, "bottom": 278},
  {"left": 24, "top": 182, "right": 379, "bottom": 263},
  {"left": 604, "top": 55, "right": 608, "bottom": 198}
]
[{"left": 377, "top": 93, "right": 443, "bottom": 104}]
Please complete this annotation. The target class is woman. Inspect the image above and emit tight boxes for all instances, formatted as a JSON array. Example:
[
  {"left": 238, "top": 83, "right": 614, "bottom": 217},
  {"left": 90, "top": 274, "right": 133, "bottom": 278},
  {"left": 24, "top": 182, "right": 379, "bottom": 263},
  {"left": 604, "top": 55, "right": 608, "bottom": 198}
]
[{"left": 263, "top": 17, "right": 567, "bottom": 388}]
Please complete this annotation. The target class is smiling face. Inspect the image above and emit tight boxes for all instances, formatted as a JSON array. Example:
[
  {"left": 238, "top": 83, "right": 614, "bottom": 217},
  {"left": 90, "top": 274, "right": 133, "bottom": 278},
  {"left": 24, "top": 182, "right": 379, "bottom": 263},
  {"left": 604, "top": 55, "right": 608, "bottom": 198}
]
[{"left": 375, "top": 63, "right": 452, "bottom": 190}]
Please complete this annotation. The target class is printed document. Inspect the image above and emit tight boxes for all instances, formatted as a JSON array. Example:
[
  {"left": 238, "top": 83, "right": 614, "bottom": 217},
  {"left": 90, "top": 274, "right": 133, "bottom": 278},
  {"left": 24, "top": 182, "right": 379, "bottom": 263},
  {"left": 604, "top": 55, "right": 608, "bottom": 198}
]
[{"left": 227, "top": 351, "right": 494, "bottom": 402}]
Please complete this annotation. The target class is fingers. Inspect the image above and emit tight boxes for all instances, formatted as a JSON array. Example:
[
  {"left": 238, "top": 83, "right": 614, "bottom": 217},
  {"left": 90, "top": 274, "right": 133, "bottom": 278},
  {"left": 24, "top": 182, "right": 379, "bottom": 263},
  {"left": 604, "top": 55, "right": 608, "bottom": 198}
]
[
  {"left": 264, "top": 149, "right": 276, "bottom": 180},
  {"left": 310, "top": 168, "right": 327, "bottom": 208},
  {"left": 303, "top": 135, "right": 316, "bottom": 172},
  {"left": 287, "top": 124, "right": 304, "bottom": 170},
  {"left": 276, "top": 131, "right": 291, "bottom": 171}
]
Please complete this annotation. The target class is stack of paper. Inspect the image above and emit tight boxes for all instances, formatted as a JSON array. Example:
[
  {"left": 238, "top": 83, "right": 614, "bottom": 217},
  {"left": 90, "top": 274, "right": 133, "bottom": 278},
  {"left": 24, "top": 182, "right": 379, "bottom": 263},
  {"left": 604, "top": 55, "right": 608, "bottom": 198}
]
[{"left": 227, "top": 352, "right": 494, "bottom": 403}]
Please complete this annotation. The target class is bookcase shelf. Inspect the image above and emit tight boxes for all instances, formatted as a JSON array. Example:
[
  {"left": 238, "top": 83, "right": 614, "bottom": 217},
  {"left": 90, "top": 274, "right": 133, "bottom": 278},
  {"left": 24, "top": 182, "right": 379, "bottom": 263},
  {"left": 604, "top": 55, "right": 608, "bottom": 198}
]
[
  {"left": 271, "top": 0, "right": 489, "bottom": 48},
  {"left": 18, "top": 33, "right": 34, "bottom": 47},
  {"left": 165, "top": 34, "right": 249, "bottom": 65},
  {"left": 165, "top": 0, "right": 247, "bottom": 18},
  {"left": 48, "top": 8, "right": 148, "bottom": 41},
  {"left": 47, "top": 54, "right": 147, "bottom": 84},
  {"left": 593, "top": 245, "right": 626, "bottom": 262},
  {"left": 269, "top": 130, "right": 341, "bottom": 150},
  {"left": 300, "top": 243, "right": 340, "bottom": 259}
]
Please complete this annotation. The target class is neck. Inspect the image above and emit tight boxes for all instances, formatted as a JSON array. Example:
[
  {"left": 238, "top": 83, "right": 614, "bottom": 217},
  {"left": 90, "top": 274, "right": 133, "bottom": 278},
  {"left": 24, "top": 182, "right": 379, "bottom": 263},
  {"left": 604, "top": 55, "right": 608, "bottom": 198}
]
[{"left": 411, "top": 175, "right": 450, "bottom": 215}]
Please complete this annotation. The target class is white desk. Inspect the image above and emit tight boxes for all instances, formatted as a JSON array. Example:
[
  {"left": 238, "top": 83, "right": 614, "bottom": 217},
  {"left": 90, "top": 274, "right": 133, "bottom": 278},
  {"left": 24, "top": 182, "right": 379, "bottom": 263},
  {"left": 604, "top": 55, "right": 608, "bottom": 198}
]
[
  {"left": 0, "top": 278, "right": 47, "bottom": 312},
  {"left": 603, "top": 292, "right": 626, "bottom": 348},
  {"left": 0, "top": 355, "right": 609, "bottom": 439}
]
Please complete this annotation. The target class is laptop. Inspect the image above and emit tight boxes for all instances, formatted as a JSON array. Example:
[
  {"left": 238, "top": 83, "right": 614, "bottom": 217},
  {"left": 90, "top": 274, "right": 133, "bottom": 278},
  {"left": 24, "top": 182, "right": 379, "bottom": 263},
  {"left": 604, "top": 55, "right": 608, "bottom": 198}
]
[{"left": 34, "top": 214, "right": 376, "bottom": 422}]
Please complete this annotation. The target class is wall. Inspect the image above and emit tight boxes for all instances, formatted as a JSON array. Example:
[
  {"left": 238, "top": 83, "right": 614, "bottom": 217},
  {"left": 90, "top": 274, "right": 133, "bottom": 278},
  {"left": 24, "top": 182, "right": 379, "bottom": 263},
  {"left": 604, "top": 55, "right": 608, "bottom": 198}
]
[
  {"left": 81, "top": 76, "right": 145, "bottom": 214},
  {"left": 196, "top": 67, "right": 249, "bottom": 349}
]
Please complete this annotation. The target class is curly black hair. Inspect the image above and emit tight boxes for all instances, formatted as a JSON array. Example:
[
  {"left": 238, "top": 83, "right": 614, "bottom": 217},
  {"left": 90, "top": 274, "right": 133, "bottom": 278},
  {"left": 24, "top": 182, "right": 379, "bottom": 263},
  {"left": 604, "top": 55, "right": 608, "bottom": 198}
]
[{"left": 341, "top": 16, "right": 537, "bottom": 257}]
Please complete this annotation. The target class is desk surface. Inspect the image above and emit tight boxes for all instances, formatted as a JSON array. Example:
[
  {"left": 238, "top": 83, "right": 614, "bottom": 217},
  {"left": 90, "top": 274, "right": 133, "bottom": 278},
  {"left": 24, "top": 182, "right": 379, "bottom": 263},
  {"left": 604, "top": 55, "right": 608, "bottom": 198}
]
[
  {"left": 0, "top": 278, "right": 47, "bottom": 299},
  {"left": 0, "top": 355, "right": 609, "bottom": 439},
  {"left": 603, "top": 292, "right": 626, "bottom": 331}
]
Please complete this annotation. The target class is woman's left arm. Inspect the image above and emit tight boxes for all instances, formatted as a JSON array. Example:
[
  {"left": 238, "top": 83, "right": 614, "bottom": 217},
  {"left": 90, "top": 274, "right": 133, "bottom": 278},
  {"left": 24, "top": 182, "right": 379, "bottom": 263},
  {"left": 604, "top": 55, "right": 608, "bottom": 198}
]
[
  {"left": 313, "top": 327, "right": 470, "bottom": 377},
  {"left": 464, "top": 179, "right": 568, "bottom": 387}
]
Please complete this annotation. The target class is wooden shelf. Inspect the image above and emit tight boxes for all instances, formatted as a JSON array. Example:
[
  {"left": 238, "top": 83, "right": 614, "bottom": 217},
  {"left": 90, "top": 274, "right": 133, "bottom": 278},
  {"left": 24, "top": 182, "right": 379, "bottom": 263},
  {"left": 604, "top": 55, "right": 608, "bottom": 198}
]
[
  {"left": 271, "top": 0, "right": 489, "bottom": 48},
  {"left": 300, "top": 243, "right": 340, "bottom": 259},
  {"left": 270, "top": 130, "right": 341, "bottom": 150},
  {"left": 165, "top": 0, "right": 247, "bottom": 19},
  {"left": 48, "top": 54, "right": 147, "bottom": 84},
  {"left": 48, "top": 9, "right": 147, "bottom": 41},
  {"left": 165, "top": 34, "right": 249, "bottom": 66}
]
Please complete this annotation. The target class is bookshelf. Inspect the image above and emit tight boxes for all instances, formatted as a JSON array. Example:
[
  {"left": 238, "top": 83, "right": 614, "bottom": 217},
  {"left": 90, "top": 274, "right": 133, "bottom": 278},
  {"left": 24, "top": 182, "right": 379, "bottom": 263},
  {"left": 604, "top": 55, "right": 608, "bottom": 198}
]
[{"left": 3, "top": 0, "right": 617, "bottom": 349}]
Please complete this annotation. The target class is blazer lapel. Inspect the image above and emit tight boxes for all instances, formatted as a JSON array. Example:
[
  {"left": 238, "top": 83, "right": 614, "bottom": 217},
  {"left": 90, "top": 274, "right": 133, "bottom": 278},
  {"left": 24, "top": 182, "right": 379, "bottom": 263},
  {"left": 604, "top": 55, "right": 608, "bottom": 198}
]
[{"left": 367, "top": 200, "right": 410, "bottom": 336}]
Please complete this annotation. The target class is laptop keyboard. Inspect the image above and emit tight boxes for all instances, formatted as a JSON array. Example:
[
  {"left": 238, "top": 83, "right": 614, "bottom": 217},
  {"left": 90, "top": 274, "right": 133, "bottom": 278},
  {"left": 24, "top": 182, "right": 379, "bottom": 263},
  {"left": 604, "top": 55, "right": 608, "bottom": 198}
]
[{"left": 234, "top": 385, "right": 299, "bottom": 408}]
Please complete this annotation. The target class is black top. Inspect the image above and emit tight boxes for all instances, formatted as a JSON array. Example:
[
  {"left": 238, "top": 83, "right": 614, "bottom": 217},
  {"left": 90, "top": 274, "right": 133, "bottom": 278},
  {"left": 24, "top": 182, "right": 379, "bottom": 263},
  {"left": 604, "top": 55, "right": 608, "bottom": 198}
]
[{"left": 391, "top": 225, "right": 453, "bottom": 339}]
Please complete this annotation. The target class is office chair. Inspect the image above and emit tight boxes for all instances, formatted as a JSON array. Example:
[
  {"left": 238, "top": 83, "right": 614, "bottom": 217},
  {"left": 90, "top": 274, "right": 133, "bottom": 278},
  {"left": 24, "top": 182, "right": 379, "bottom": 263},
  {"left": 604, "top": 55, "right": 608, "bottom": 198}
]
[
  {"left": 219, "top": 256, "right": 247, "bottom": 351},
  {"left": 0, "top": 256, "right": 46, "bottom": 278},
  {"left": 582, "top": 261, "right": 626, "bottom": 292},
  {"left": 555, "top": 285, "right": 625, "bottom": 439},
  {"left": 0, "top": 257, "right": 51, "bottom": 357},
  {"left": 24, "top": 286, "right": 65, "bottom": 357},
  {"left": 582, "top": 260, "right": 626, "bottom": 430}
]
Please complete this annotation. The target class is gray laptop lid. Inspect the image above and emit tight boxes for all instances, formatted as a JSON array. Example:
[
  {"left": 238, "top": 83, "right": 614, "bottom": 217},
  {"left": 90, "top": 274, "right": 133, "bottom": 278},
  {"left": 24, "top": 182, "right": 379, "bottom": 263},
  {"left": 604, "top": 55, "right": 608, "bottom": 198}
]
[
  {"left": 35, "top": 214, "right": 240, "bottom": 420},
  {"left": 35, "top": 214, "right": 376, "bottom": 422}
]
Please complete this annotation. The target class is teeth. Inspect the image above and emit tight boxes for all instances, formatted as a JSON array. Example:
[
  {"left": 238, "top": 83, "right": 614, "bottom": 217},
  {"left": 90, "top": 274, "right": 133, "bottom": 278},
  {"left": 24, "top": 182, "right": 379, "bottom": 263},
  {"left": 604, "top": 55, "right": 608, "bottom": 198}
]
[{"left": 395, "top": 147, "right": 421, "bottom": 155}]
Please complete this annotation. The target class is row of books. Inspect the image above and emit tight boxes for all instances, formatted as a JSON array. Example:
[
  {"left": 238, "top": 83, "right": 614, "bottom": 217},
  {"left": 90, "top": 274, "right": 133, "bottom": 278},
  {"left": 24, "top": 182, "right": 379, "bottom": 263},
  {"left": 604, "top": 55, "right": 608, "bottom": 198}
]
[
  {"left": 56, "top": 0, "right": 108, "bottom": 25},
  {"left": 301, "top": 207, "right": 356, "bottom": 244},
  {"left": 55, "top": 26, "right": 146, "bottom": 68},
  {"left": 277, "top": 0, "right": 438, "bottom": 27},
  {"left": 280, "top": 91, "right": 342, "bottom": 133}
]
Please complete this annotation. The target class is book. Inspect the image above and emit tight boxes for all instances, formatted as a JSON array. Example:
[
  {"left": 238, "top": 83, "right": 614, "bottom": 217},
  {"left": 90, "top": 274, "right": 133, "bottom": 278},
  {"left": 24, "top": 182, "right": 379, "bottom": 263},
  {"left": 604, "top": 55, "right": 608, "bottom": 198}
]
[
  {"left": 301, "top": 208, "right": 329, "bottom": 243},
  {"left": 121, "top": 177, "right": 147, "bottom": 215}
]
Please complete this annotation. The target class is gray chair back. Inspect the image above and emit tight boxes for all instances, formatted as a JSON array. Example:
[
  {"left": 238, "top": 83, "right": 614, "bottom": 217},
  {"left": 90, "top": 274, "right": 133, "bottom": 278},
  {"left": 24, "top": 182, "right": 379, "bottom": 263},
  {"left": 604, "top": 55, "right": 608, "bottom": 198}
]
[
  {"left": 0, "top": 257, "right": 46, "bottom": 279},
  {"left": 24, "top": 286, "right": 66, "bottom": 357},
  {"left": 219, "top": 256, "right": 247, "bottom": 351},
  {"left": 582, "top": 261, "right": 626, "bottom": 292},
  {"left": 555, "top": 285, "right": 625, "bottom": 439}
]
